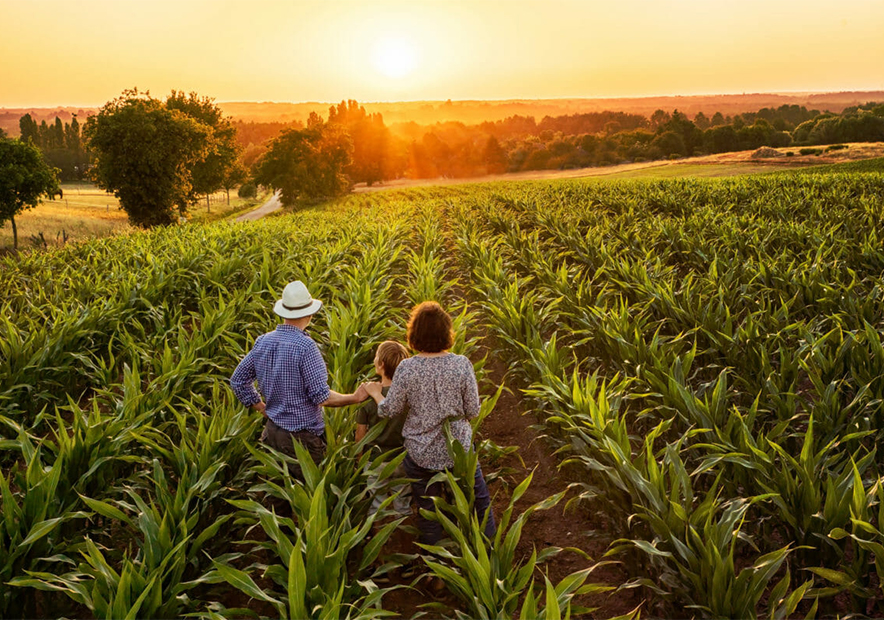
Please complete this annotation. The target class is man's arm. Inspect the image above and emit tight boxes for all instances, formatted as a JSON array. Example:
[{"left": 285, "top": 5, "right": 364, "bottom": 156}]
[
  {"left": 320, "top": 385, "right": 369, "bottom": 407},
  {"left": 301, "top": 341, "right": 368, "bottom": 407},
  {"left": 230, "top": 349, "right": 263, "bottom": 410}
]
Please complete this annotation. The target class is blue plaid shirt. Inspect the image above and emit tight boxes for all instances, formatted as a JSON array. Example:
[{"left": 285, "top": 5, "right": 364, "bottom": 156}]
[{"left": 230, "top": 324, "right": 331, "bottom": 435}]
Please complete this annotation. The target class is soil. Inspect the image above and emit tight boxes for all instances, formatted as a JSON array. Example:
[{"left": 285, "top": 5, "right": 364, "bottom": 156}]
[{"left": 378, "top": 343, "right": 642, "bottom": 618}]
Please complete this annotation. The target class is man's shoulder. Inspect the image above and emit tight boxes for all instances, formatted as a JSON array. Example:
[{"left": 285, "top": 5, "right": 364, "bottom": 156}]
[{"left": 260, "top": 327, "right": 314, "bottom": 345}]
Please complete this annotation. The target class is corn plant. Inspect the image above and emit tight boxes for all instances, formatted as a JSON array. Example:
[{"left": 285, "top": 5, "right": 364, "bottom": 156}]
[
  {"left": 0, "top": 434, "right": 89, "bottom": 618},
  {"left": 420, "top": 468, "right": 610, "bottom": 619},
  {"left": 210, "top": 440, "right": 403, "bottom": 619}
]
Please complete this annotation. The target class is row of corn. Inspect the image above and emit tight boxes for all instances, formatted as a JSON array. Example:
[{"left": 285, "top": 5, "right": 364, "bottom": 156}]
[
  {"left": 1, "top": 190, "right": 596, "bottom": 618},
  {"left": 450, "top": 170, "right": 884, "bottom": 617}
]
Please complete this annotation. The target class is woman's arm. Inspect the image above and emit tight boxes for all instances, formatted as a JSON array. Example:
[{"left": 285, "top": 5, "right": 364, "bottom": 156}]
[
  {"left": 368, "top": 370, "right": 409, "bottom": 418},
  {"left": 463, "top": 361, "right": 481, "bottom": 419}
]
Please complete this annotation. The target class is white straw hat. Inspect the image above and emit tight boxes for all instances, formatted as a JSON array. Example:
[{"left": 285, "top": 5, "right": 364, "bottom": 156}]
[{"left": 273, "top": 281, "right": 323, "bottom": 319}]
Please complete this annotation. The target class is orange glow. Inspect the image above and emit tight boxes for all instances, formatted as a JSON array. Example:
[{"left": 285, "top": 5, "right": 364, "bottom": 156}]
[
  {"left": 371, "top": 37, "right": 419, "bottom": 80},
  {"left": 1, "top": 0, "right": 883, "bottom": 107}
]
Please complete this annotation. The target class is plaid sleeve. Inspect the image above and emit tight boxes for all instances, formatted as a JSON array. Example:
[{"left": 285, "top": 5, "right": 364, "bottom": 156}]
[
  {"left": 230, "top": 348, "right": 261, "bottom": 407},
  {"left": 301, "top": 341, "right": 331, "bottom": 405}
]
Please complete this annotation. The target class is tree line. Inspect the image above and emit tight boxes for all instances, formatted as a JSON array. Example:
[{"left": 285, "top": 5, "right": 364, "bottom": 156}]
[
  {"left": 18, "top": 113, "right": 89, "bottom": 181},
  {"left": 240, "top": 101, "right": 884, "bottom": 182},
  {"left": 5, "top": 90, "right": 884, "bottom": 248}
]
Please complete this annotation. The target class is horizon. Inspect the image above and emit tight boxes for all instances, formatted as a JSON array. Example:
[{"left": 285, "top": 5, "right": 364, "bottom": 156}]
[
  {"left": 3, "top": 0, "right": 883, "bottom": 109},
  {"left": 5, "top": 89, "right": 884, "bottom": 113}
]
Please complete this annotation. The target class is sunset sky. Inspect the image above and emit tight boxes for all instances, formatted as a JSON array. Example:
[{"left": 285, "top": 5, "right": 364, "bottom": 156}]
[{"left": 2, "top": 0, "right": 883, "bottom": 107}]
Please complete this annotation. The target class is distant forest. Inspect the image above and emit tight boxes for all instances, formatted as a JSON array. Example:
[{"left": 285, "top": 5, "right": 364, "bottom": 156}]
[
  {"left": 234, "top": 100, "right": 884, "bottom": 183},
  {"left": 13, "top": 98, "right": 884, "bottom": 184}
]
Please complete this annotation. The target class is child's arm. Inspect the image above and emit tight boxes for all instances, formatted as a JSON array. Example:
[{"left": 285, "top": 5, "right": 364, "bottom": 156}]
[{"left": 355, "top": 424, "right": 368, "bottom": 443}]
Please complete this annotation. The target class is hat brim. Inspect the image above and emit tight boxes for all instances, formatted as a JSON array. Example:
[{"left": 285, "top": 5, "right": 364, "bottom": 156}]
[{"left": 273, "top": 298, "right": 322, "bottom": 319}]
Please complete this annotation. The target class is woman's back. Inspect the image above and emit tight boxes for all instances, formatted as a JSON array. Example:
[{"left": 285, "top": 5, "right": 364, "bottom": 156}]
[{"left": 378, "top": 353, "right": 480, "bottom": 470}]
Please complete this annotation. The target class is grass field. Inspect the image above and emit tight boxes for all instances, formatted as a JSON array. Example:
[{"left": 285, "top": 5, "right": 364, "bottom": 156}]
[
  {"left": 0, "top": 184, "right": 271, "bottom": 250},
  {"left": 3, "top": 165, "right": 884, "bottom": 618}
]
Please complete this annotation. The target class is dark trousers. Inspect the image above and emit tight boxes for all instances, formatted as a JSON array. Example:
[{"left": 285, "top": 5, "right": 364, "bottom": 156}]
[
  {"left": 403, "top": 453, "right": 496, "bottom": 546},
  {"left": 260, "top": 418, "right": 326, "bottom": 478}
]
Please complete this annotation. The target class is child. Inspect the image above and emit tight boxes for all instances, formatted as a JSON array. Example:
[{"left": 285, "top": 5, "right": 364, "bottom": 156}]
[{"left": 356, "top": 340, "right": 412, "bottom": 516}]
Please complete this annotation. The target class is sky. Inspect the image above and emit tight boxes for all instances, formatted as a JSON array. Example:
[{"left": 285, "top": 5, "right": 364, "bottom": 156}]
[{"left": 2, "top": 0, "right": 883, "bottom": 107}]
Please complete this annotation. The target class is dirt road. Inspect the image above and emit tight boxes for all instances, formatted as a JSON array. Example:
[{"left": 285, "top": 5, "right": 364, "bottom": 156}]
[{"left": 236, "top": 191, "right": 282, "bottom": 222}]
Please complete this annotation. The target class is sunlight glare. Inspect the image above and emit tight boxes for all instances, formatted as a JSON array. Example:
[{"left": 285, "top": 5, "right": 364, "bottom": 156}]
[{"left": 371, "top": 36, "right": 419, "bottom": 80}]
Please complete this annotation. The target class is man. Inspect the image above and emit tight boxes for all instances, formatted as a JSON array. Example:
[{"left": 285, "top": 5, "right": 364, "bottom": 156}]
[{"left": 230, "top": 280, "right": 366, "bottom": 467}]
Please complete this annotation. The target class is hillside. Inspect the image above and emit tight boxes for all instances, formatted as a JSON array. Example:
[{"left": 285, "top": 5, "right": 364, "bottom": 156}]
[
  {"left": 3, "top": 166, "right": 884, "bottom": 617},
  {"left": 3, "top": 90, "right": 883, "bottom": 136}
]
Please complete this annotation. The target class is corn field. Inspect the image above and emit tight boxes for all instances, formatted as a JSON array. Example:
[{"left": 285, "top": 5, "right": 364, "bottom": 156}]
[{"left": 2, "top": 166, "right": 884, "bottom": 617}]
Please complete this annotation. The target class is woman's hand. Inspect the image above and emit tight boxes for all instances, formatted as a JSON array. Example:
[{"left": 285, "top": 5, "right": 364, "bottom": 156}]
[{"left": 363, "top": 382, "right": 384, "bottom": 399}]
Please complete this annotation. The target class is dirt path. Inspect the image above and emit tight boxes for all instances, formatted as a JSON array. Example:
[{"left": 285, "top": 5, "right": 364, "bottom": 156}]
[
  {"left": 236, "top": 190, "right": 282, "bottom": 222},
  {"left": 476, "top": 351, "right": 640, "bottom": 618}
]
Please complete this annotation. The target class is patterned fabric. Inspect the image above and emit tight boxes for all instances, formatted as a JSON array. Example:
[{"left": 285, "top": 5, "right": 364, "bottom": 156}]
[
  {"left": 230, "top": 324, "right": 331, "bottom": 435},
  {"left": 377, "top": 353, "right": 480, "bottom": 470}
]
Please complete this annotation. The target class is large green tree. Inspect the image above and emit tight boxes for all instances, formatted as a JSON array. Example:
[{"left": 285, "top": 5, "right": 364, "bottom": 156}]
[
  {"left": 253, "top": 122, "right": 352, "bottom": 206},
  {"left": 165, "top": 90, "right": 241, "bottom": 211},
  {"left": 0, "top": 138, "right": 59, "bottom": 249},
  {"left": 84, "top": 89, "right": 210, "bottom": 227}
]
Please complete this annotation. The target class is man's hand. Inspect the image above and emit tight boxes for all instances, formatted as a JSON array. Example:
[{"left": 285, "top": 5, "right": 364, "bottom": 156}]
[
  {"left": 253, "top": 401, "right": 267, "bottom": 417},
  {"left": 364, "top": 382, "right": 383, "bottom": 399},
  {"left": 353, "top": 383, "right": 370, "bottom": 402}
]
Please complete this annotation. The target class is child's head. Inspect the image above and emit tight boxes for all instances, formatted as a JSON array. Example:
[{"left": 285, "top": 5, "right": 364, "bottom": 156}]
[{"left": 374, "top": 340, "right": 410, "bottom": 380}]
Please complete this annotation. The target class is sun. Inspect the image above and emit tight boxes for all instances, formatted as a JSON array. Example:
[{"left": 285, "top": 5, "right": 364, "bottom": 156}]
[{"left": 371, "top": 36, "right": 419, "bottom": 80}]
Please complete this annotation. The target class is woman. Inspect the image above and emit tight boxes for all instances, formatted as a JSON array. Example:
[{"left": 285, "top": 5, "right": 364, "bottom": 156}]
[{"left": 363, "top": 301, "right": 496, "bottom": 546}]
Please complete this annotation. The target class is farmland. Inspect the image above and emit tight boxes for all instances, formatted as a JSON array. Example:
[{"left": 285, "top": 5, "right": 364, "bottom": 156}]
[
  {"left": 2, "top": 161, "right": 884, "bottom": 618},
  {"left": 0, "top": 184, "right": 271, "bottom": 251}
]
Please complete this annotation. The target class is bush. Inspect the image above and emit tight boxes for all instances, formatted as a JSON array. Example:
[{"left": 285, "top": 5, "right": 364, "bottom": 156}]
[
  {"left": 799, "top": 148, "right": 823, "bottom": 156},
  {"left": 786, "top": 151, "right": 794, "bottom": 157},
  {"left": 237, "top": 182, "right": 257, "bottom": 198},
  {"left": 826, "top": 144, "right": 848, "bottom": 152}
]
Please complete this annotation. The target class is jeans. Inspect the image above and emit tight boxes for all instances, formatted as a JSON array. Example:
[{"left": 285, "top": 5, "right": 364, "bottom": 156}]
[
  {"left": 403, "top": 453, "right": 496, "bottom": 546},
  {"left": 260, "top": 418, "right": 326, "bottom": 479}
]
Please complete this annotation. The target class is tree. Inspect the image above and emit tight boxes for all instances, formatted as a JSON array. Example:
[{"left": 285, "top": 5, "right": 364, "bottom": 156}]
[
  {"left": 84, "top": 89, "right": 211, "bottom": 227},
  {"left": 165, "top": 91, "right": 241, "bottom": 210},
  {"left": 694, "top": 112, "right": 710, "bottom": 130},
  {"left": 222, "top": 161, "right": 247, "bottom": 205},
  {"left": 328, "top": 100, "right": 395, "bottom": 186},
  {"left": 704, "top": 125, "right": 739, "bottom": 153},
  {"left": 0, "top": 138, "right": 59, "bottom": 249},
  {"left": 650, "top": 109, "right": 672, "bottom": 130},
  {"left": 482, "top": 136, "right": 508, "bottom": 173},
  {"left": 18, "top": 114, "right": 37, "bottom": 143},
  {"left": 652, "top": 131, "right": 686, "bottom": 157},
  {"left": 657, "top": 110, "right": 703, "bottom": 156},
  {"left": 253, "top": 122, "right": 352, "bottom": 205}
]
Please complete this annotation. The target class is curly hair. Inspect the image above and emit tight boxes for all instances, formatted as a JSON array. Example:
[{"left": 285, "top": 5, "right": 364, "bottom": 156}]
[{"left": 406, "top": 301, "right": 455, "bottom": 353}]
